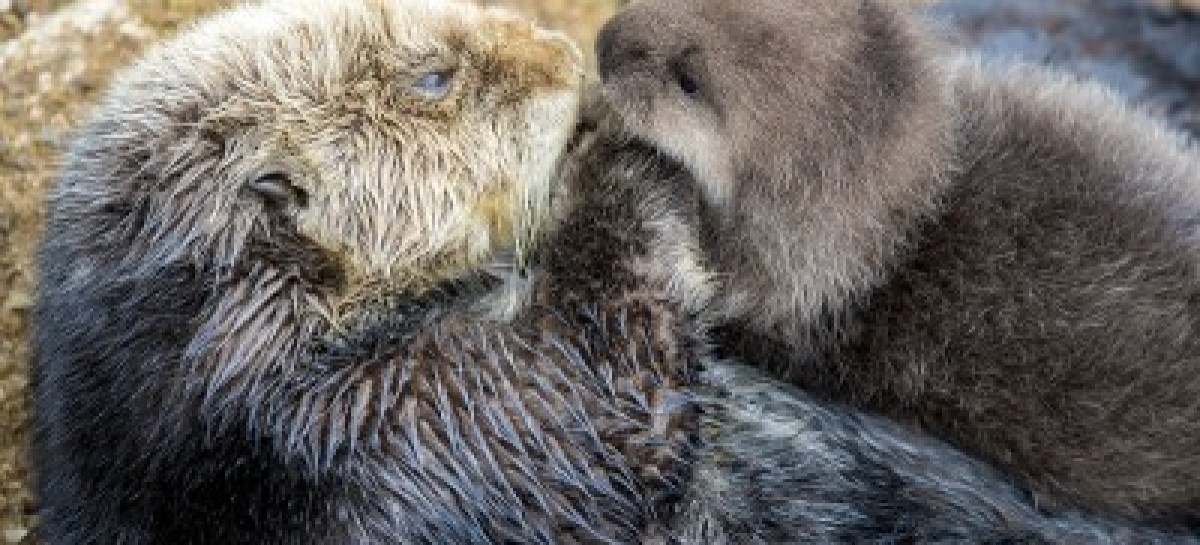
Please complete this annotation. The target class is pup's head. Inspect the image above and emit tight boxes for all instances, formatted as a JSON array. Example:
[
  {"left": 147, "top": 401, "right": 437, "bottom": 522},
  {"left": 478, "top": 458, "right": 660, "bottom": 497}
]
[
  {"left": 595, "top": 0, "right": 926, "bottom": 210},
  {"left": 52, "top": 0, "right": 582, "bottom": 305}
]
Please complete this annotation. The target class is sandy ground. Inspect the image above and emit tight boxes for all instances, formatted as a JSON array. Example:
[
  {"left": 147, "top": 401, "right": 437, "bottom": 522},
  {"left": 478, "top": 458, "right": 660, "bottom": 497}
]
[
  {"left": 1, "top": 0, "right": 1198, "bottom": 543},
  {"left": 0, "top": 1, "right": 619, "bottom": 542}
]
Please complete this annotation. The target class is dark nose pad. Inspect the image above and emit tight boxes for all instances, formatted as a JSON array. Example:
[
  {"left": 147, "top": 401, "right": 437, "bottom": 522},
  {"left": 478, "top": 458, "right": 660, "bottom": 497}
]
[{"left": 596, "top": 15, "right": 648, "bottom": 82}]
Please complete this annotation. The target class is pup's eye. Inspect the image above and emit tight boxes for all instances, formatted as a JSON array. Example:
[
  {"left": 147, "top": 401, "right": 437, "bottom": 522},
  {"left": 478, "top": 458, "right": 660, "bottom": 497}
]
[
  {"left": 672, "top": 64, "right": 701, "bottom": 97},
  {"left": 413, "top": 69, "right": 456, "bottom": 99},
  {"left": 249, "top": 172, "right": 309, "bottom": 209}
]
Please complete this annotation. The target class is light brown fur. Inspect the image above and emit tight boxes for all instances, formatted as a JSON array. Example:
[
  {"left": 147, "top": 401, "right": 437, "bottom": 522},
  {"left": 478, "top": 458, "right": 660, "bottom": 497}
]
[
  {"left": 56, "top": 0, "right": 582, "bottom": 306},
  {"left": 599, "top": 0, "right": 1200, "bottom": 522}
]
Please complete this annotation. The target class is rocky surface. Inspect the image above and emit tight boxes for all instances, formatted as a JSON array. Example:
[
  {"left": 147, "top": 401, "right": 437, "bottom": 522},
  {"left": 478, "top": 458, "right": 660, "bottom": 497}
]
[
  {"left": 0, "top": 0, "right": 1197, "bottom": 543},
  {"left": 929, "top": 0, "right": 1200, "bottom": 136}
]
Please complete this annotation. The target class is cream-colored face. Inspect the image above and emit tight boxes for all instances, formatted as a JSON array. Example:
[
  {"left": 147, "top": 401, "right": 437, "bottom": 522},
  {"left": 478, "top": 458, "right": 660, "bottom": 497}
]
[{"left": 107, "top": 0, "right": 583, "bottom": 297}]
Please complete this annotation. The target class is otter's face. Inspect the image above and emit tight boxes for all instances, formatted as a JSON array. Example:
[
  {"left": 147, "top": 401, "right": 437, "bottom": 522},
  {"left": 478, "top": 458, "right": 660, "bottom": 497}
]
[
  {"left": 70, "top": 0, "right": 581, "bottom": 300},
  {"left": 595, "top": 0, "right": 865, "bottom": 208}
]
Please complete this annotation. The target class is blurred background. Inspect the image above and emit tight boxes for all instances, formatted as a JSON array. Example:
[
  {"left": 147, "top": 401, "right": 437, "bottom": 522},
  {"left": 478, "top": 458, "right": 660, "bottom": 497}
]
[{"left": 1, "top": 0, "right": 1198, "bottom": 543}]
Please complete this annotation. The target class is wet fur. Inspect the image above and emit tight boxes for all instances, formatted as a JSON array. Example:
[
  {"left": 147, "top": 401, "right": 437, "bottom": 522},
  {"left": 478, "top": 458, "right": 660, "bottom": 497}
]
[
  {"left": 598, "top": 0, "right": 1200, "bottom": 522},
  {"left": 32, "top": 0, "right": 617, "bottom": 541}
]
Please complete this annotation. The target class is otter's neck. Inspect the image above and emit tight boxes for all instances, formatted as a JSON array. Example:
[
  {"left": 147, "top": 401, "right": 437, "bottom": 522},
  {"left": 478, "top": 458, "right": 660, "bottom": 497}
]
[{"left": 712, "top": 5, "right": 960, "bottom": 371}]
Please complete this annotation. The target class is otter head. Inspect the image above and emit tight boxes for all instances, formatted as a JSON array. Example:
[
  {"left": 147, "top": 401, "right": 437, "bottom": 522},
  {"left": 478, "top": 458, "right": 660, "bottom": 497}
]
[
  {"left": 595, "top": 0, "right": 954, "bottom": 339},
  {"left": 595, "top": 0, "right": 931, "bottom": 213},
  {"left": 53, "top": 0, "right": 581, "bottom": 310},
  {"left": 39, "top": 0, "right": 585, "bottom": 409}
]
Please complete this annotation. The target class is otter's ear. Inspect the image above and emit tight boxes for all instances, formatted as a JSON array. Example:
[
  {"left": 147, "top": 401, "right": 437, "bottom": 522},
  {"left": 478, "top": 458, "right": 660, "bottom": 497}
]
[{"left": 247, "top": 172, "right": 309, "bottom": 210}]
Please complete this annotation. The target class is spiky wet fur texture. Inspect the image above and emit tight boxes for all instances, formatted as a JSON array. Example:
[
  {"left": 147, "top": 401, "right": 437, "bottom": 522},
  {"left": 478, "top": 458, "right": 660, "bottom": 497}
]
[
  {"left": 31, "top": 0, "right": 627, "bottom": 541},
  {"left": 598, "top": 0, "right": 1200, "bottom": 523}
]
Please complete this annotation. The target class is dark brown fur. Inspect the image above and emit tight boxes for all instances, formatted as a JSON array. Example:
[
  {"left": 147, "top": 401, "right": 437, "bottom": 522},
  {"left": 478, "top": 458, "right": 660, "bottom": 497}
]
[{"left": 598, "top": 0, "right": 1200, "bottom": 522}]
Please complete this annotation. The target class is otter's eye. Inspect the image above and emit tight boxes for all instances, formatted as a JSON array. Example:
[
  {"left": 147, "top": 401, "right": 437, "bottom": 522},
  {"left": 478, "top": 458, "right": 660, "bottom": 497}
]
[
  {"left": 672, "top": 63, "right": 701, "bottom": 97},
  {"left": 413, "top": 69, "right": 456, "bottom": 100},
  {"left": 249, "top": 172, "right": 308, "bottom": 209}
]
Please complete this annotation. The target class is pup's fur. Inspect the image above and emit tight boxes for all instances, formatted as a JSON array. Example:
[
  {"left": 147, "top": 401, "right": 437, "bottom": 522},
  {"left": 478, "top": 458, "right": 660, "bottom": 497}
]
[
  {"left": 568, "top": 105, "right": 1199, "bottom": 545},
  {"left": 598, "top": 0, "right": 1200, "bottom": 521}
]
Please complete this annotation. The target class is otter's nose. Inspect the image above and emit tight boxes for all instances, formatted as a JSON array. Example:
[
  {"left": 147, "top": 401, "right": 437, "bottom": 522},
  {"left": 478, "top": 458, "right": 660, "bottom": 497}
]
[{"left": 596, "top": 14, "right": 650, "bottom": 81}]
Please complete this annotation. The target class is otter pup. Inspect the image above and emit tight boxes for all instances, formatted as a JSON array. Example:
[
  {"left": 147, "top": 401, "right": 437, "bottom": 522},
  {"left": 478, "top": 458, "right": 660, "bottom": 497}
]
[
  {"left": 554, "top": 106, "right": 1200, "bottom": 544},
  {"left": 597, "top": 0, "right": 1200, "bottom": 522},
  {"left": 566, "top": 99, "right": 1200, "bottom": 545}
]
